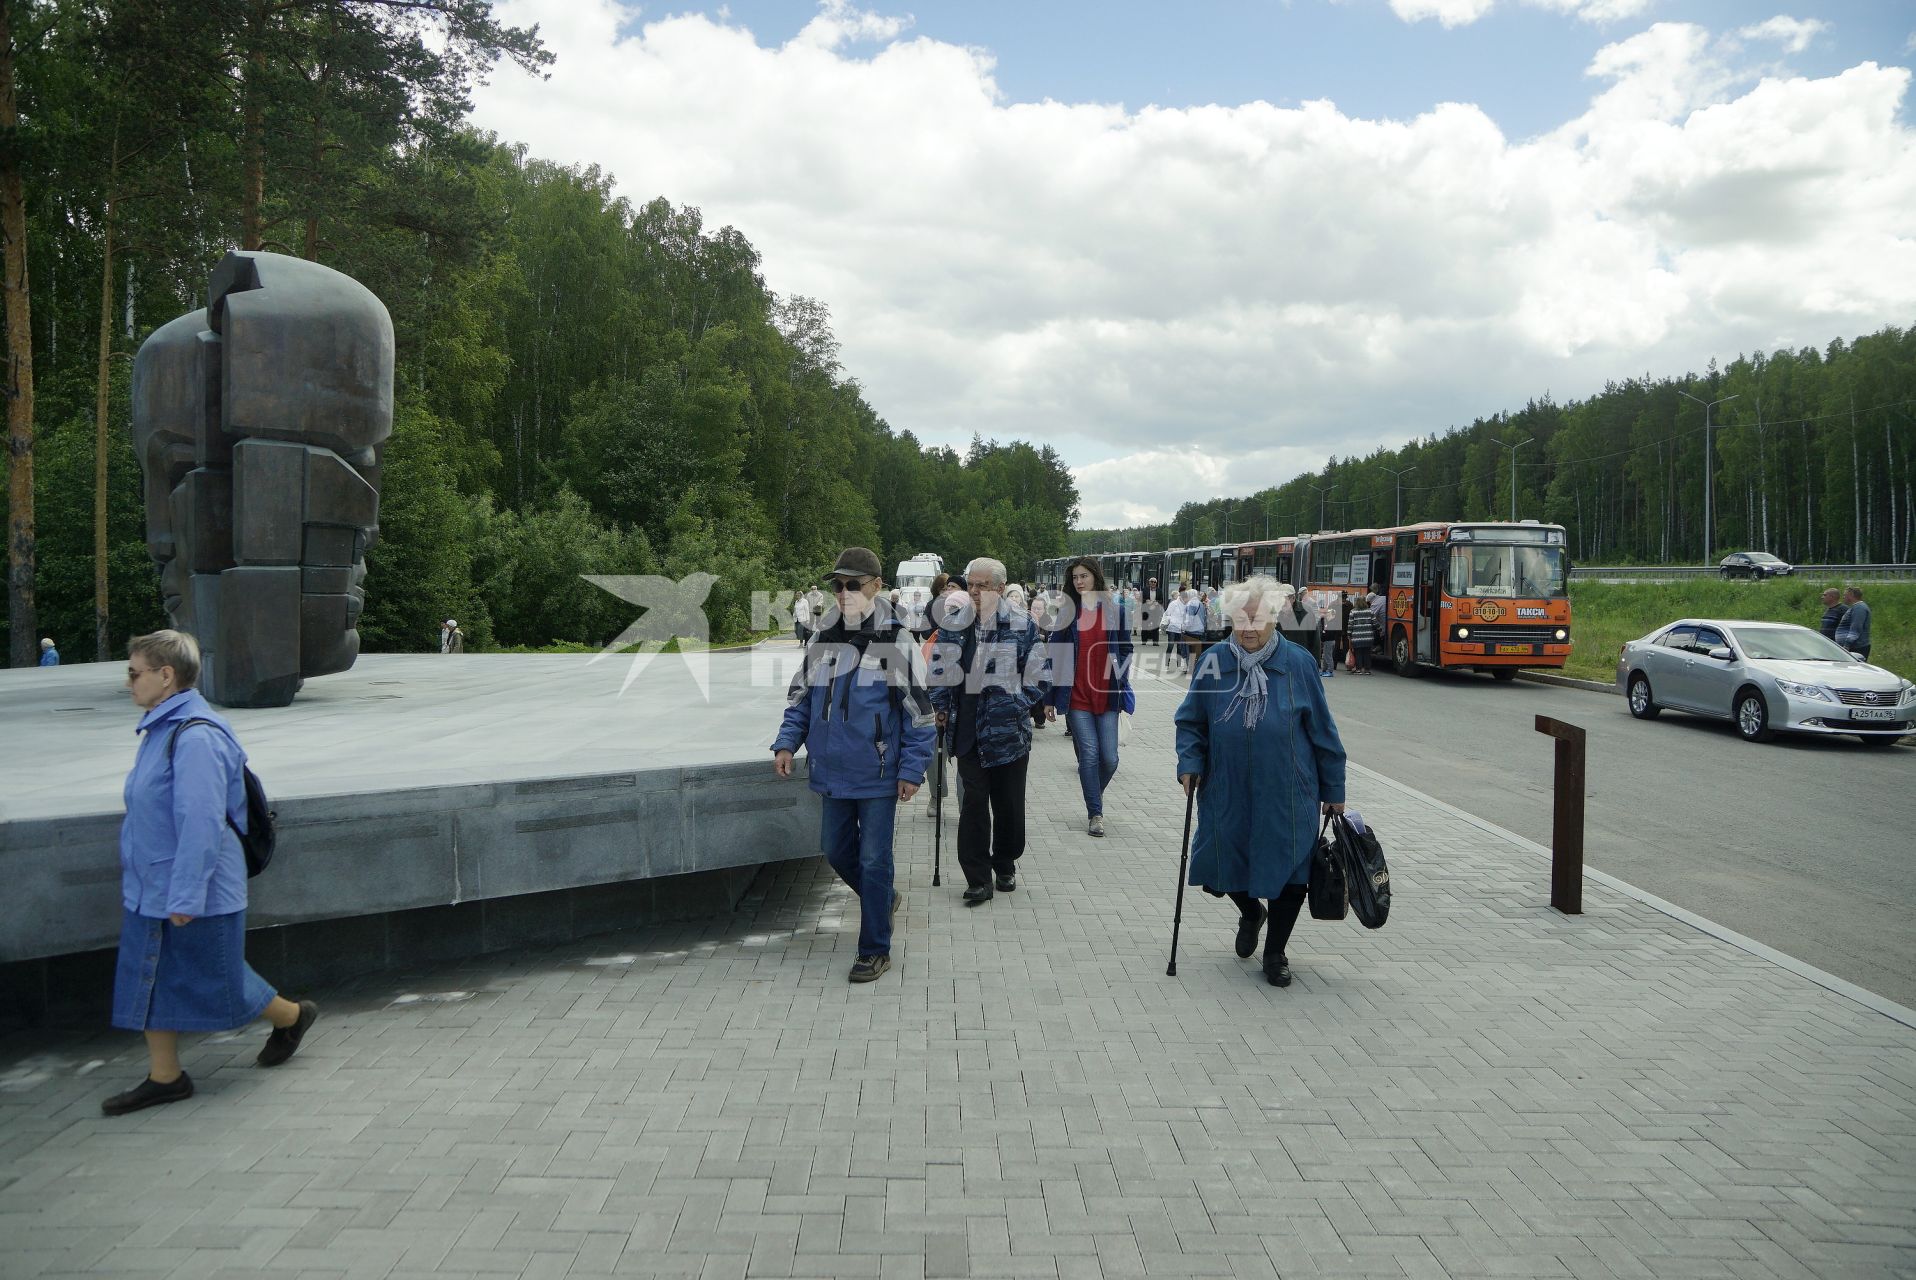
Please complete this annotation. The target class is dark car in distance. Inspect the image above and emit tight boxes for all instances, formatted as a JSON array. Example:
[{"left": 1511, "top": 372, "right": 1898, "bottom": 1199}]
[{"left": 1719, "top": 551, "right": 1794, "bottom": 580}]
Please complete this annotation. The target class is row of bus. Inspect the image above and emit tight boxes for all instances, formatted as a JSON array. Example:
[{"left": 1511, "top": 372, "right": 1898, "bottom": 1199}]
[{"left": 1036, "top": 521, "right": 1573, "bottom": 679}]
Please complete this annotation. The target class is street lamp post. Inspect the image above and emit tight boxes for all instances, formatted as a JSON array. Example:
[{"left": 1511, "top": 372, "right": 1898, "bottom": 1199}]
[
  {"left": 1678, "top": 391, "right": 1739, "bottom": 567},
  {"left": 1307, "top": 481, "right": 1337, "bottom": 532},
  {"left": 1492, "top": 437, "right": 1533, "bottom": 523},
  {"left": 1381, "top": 465, "right": 1418, "bottom": 525}
]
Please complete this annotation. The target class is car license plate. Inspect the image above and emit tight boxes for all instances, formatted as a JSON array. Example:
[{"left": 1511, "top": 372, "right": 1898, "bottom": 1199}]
[
  {"left": 1850, "top": 707, "right": 1895, "bottom": 722},
  {"left": 1495, "top": 644, "right": 1530, "bottom": 655}
]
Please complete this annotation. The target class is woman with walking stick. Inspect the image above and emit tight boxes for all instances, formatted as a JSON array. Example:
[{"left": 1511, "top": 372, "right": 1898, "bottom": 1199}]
[{"left": 1173, "top": 576, "right": 1347, "bottom": 987}]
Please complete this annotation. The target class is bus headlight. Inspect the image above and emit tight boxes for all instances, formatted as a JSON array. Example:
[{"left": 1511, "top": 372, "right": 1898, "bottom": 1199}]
[
  {"left": 1554, "top": 629, "right": 1568, "bottom": 642},
  {"left": 1457, "top": 627, "right": 1470, "bottom": 640}
]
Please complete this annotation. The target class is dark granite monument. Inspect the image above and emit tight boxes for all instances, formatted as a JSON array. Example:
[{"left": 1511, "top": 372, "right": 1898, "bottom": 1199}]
[{"left": 132, "top": 251, "right": 394, "bottom": 707}]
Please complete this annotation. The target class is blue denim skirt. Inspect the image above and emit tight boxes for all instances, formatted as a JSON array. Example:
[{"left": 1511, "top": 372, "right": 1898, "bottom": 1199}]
[{"left": 111, "top": 908, "right": 276, "bottom": 1032}]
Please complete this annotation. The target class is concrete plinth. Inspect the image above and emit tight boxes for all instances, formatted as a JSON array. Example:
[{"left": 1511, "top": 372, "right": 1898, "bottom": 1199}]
[{"left": 0, "top": 652, "right": 817, "bottom": 1016}]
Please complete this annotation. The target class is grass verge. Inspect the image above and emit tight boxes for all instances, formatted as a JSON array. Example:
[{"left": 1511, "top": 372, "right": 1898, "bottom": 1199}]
[{"left": 1564, "top": 580, "right": 1913, "bottom": 684}]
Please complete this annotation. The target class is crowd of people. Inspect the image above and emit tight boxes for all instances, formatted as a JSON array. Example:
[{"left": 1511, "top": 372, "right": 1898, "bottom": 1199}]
[
  {"left": 772, "top": 547, "right": 1349, "bottom": 990},
  {"left": 86, "top": 552, "right": 1890, "bottom": 1116}
]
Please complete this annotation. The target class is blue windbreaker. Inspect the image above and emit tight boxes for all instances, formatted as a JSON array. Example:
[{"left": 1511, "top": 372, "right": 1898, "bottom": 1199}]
[
  {"left": 774, "top": 621, "right": 936, "bottom": 799},
  {"left": 121, "top": 689, "right": 251, "bottom": 918}
]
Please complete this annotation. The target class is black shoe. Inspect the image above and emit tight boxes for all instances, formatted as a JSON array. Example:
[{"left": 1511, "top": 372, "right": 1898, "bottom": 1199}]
[
  {"left": 1264, "top": 956, "right": 1292, "bottom": 987},
  {"left": 1235, "top": 902, "right": 1267, "bottom": 958},
  {"left": 101, "top": 1072, "right": 193, "bottom": 1116},
  {"left": 257, "top": 999, "right": 319, "bottom": 1067},
  {"left": 995, "top": 873, "right": 1016, "bottom": 892},
  {"left": 963, "top": 885, "right": 993, "bottom": 906}
]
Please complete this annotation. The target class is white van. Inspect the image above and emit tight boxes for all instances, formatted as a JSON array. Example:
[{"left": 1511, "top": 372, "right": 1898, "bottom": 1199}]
[{"left": 894, "top": 554, "right": 942, "bottom": 632}]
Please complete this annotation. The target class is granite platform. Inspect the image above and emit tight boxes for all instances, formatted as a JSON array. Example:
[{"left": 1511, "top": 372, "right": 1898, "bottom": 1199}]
[{"left": 0, "top": 650, "right": 819, "bottom": 987}]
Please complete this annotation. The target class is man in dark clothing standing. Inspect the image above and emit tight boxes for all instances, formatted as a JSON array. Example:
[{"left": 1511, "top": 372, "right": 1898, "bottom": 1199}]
[
  {"left": 1141, "top": 577, "right": 1163, "bottom": 649},
  {"left": 1836, "top": 587, "right": 1872, "bottom": 660},
  {"left": 1818, "top": 589, "right": 1848, "bottom": 641},
  {"left": 929, "top": 556, "right": 1050, "bottom": 906}
]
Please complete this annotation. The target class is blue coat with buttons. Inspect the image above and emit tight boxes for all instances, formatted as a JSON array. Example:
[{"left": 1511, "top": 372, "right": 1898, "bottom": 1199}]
[
  {"left": 774, "top": 622, "right": 936, "bottom": 800},
  {"left": 121, "top": 689, "right": 251, "bottom": 918}
]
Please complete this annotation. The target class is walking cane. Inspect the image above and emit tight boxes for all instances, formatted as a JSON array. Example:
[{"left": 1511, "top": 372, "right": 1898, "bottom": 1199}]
[
  {"left": 1166, "top": 784, "right": 1196, "bottom": 977},
  {"left": 932, "top": 725, "right": 946, "bottom": 887}
]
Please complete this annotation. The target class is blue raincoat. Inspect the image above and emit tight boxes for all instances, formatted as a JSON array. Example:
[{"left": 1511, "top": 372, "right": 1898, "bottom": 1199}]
[{"left": 1174, "top": 636, "right": 1347, "bottom": 897}]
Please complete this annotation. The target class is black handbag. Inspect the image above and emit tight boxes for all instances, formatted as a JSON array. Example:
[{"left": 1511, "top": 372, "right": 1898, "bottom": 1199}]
[
  {"left": 1328, "top": 812, "right": 1390, "bottom": 929},
  {"left": 1308, "top": 817, "right": 1347, "bottom": 920}
]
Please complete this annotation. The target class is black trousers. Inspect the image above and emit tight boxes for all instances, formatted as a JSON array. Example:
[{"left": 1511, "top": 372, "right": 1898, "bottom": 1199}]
[
  {"left": 1142, "top": 625, "right": 1160, "bottom": 646},
  {"left": 1228, "top": 885, "right": 1307, "bottom": 960},
  {"left": 955, "top": 749, "right": 1028, "bottom": 887}
]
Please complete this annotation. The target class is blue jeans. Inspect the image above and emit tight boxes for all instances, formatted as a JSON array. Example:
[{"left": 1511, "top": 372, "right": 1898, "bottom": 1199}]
[
  {"left": 1065, "top": 708, "right": 1121, "bottom": 817},
  {"left": 820, "top": 795, "right": 897, "bottom": 956}
]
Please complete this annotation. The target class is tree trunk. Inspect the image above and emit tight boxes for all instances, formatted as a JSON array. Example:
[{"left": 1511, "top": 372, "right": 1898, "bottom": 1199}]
[
  {"left": 1850, "top": 396, "right": 1861, "bottom": 563},
  {"left": 94, "top": 140, "right": 118, "bottom": 662},
  {"left": 239, "top": 0, "right": 269, "bottom": 250},
  {"left": 1, "top": 1, "right": 37, "bottom": 667}
]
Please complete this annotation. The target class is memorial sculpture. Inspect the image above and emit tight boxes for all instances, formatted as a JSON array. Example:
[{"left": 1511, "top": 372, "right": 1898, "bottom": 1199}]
[{"left": 131, "top": 251, "right": 395, "bottom": 707}]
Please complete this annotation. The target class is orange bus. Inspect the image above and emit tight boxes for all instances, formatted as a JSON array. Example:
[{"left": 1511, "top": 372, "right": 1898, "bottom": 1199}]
[{"left": 1296, "top": 521, "right": 1571, "bottom": 679}]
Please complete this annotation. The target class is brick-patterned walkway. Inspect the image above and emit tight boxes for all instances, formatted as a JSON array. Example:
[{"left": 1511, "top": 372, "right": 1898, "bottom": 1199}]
[{"left": 3, "top": 672, "right": 1913, "bottom": 1278}]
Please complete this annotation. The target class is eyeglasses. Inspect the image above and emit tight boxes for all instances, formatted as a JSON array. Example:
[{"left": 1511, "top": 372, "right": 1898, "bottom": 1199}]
[
  {"left": 966, "top": 580, "right": 995, "bottom": 592},
  {"left": 127, "top": 665, "right": 153, "bottom": 680},
  {"left": 830, "top": 576, "right": 871, "bottom": 593}
]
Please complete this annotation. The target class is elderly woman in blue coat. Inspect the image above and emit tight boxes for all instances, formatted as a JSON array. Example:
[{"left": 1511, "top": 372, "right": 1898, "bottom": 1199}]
[
  {"left": 105, "top": 630, "right": 317, "bottom": 1116},
  {"left": 1175, "top": 577, "right": 1348, "bottom": 987}
]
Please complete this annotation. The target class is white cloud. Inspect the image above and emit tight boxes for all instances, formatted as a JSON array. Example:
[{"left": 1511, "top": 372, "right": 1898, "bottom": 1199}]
[
  {"left": 1391, "top": 0, "right": 1653, "bottom": 28},
  {"left": 1737, "top": 16, "right": 1830, "bottom": 56},
  {"left": 472, "top": 3, "right": 1916, "bottom": 526}
]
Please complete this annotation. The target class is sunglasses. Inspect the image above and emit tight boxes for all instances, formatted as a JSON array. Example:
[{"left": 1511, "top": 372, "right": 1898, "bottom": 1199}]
[{"left": 830, "top": 576, "right": 871, "bottom": 593}]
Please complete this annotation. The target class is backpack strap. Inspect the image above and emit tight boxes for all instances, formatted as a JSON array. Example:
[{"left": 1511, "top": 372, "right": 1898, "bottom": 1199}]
[{"left": 165, "top": 718, "right": 242, "bottom": 836}]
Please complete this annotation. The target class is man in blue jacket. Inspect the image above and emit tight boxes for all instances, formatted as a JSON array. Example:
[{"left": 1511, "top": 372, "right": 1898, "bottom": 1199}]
[
  {"left": 39, "top": 637, "right": 59, "bottom": 666},
  {"left": 1835, "top": 586, "right": 1872, "bottom": 661},
  {"left": 774, "top": 547, "right": 936, "bottom": 982},
  {"left": 929, "top": 556, "right": 1051, "bottom": 906}
]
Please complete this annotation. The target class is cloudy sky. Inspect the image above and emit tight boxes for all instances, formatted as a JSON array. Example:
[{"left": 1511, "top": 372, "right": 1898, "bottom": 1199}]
[{"left": 470, "top": 0, "right": 1916, "bottom": 528}]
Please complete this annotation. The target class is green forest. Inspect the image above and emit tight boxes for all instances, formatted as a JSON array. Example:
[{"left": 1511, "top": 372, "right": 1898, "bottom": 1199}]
[
  {"left": 1072, "top": 328, "right": 1916, "bottom": 565},
  {"left": 0, "top": 0, "right": 1077, "bottom": 665}
]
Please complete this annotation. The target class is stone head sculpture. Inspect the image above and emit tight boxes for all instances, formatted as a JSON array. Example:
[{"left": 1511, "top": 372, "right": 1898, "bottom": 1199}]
[{"left": 132, "top": 251, "right": 394, "bottom": 707}]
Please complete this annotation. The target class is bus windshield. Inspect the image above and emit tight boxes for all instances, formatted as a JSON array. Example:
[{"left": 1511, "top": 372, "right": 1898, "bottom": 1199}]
[{"left": 1447, "top": 543, "right": 1567, "bottom": 599}]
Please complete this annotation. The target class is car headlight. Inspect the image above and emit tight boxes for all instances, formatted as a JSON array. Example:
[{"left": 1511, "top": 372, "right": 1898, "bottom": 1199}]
[
  {"left": 1900, "top": 682, "right": 1916, "bottom": 705},
  {"left": 1775, "top": 679, "right": 1834, "bottom": 702}
]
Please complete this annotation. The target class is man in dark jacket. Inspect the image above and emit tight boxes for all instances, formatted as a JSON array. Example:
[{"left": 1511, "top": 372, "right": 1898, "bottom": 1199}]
[
  {"left": 1141, "top": 577, "right": 1163, "bottom": 649},
  {"left": 929, "top": 556, "right": 1051, "bottom": 906},
  {"left": 773, "top": 547, "right": 935, "bottom": 982},
  {"left": 1835, "top": 587, "right": 1872, "bottom": 660},
  {"left": 1818, "top": 589, "right": 1848, "bottom": 641}
]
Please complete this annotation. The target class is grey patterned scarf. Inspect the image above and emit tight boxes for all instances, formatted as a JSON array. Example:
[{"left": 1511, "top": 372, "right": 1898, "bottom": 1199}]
[{"left": 1223, "top": 630, "right": 1281, "bottom": 730}]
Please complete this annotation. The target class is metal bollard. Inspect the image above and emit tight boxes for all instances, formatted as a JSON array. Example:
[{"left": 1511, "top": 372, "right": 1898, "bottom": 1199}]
[{"left": 1533, "top": 715, "right": 1586, "bottom": 915}]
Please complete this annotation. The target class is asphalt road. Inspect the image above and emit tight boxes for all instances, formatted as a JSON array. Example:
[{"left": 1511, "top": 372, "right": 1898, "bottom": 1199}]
[{"left": 1299, "top": 663, "right": 1916, "bottom": 1008}]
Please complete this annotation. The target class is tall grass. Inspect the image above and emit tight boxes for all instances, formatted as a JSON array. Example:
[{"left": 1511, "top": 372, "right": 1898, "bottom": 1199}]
[{"left": 1564, "top": 580, "right": 1914, "bottom": 684}]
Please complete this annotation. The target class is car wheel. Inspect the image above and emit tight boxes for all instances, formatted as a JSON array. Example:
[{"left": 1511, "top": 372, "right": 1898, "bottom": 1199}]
[
  {"left": 1856, "top": 734, "right": 1899, "bottom": 749},
  {"left": 1627, "top": 673, "right": 1660, "bottom": 719},
  {"left": 1734, "top": 687, "right": 1773, "bottom": 742},
  {"left": 1719, "top": 567, "right": 1733, "bottom": 579},
  {"left": 1491, "top": 667, "right": 1517, "bottom": 682},
  {"left": 1392, "top": 629, "right": 1419, "bottom": 677}
]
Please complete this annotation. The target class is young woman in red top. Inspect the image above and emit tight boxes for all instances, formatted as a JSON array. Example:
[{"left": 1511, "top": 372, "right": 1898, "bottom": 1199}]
[{"left": 1046, "top": 557, "right": 1134, "bottom": 836}]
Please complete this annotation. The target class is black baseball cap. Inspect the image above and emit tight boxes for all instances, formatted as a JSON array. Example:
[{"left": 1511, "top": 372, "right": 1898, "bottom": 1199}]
[{"left": 824, "top": 547, "right": 883, "bottom": 581}]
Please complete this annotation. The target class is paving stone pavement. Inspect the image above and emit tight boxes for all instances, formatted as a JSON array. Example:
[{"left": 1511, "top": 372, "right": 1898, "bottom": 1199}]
[{"left": 3, "top": 668, "right": 1914, "bottom": 1279}]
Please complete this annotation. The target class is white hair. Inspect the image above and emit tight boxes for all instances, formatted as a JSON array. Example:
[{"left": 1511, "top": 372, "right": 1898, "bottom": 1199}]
[
  {"left": 1219, "top": 575, "right": 1294, "bottom": 625},
  {"left": 963, "top": 556, "right": 1007, "bottom": 587}
]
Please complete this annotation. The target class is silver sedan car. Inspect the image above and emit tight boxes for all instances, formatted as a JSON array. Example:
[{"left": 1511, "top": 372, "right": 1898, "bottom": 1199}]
[{"left": 1616, "top": 618, "right": 1914, "bottom": 746}]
